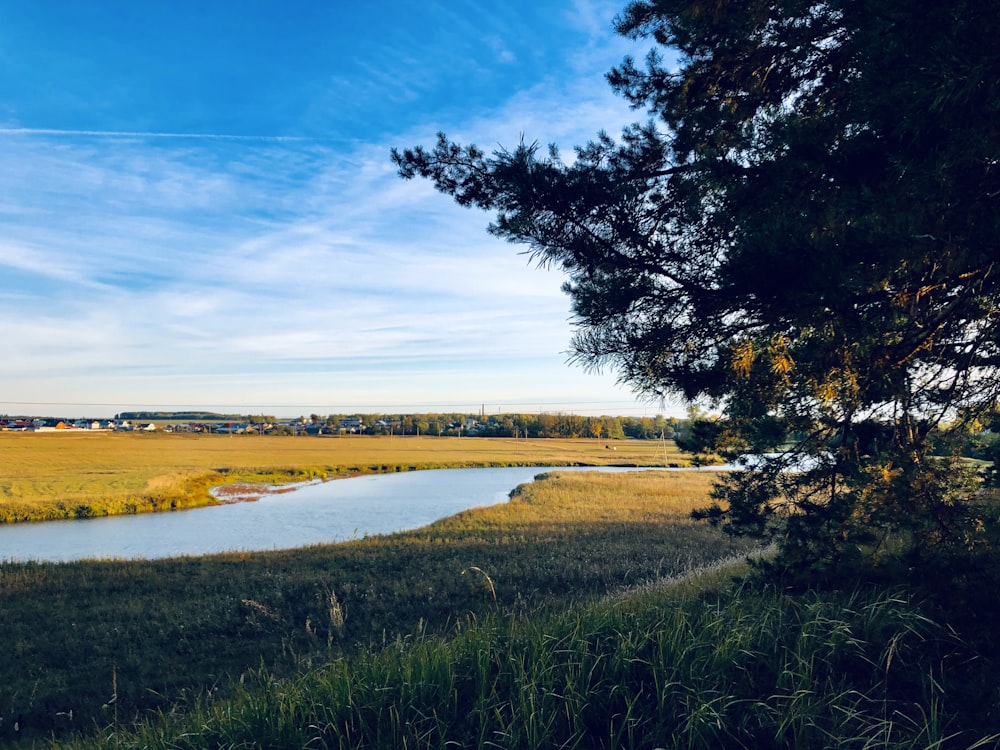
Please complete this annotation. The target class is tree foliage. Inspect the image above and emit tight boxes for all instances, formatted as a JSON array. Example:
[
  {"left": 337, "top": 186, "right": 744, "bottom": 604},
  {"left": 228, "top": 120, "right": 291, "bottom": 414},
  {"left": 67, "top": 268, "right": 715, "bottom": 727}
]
[{"left": 394, "top": 0, "right": 1000, "bottom": 577}]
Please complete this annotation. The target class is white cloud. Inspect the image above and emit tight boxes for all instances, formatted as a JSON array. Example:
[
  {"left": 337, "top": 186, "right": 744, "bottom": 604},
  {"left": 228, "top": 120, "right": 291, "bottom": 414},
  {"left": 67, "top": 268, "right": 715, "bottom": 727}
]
[{"left": 0, "top": 239, "right": 103, "bottom": 288}]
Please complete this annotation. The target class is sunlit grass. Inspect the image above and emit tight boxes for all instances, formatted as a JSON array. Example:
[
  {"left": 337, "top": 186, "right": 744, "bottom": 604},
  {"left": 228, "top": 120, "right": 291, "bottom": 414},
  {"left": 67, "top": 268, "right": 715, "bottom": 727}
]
[{"left": 0, "top": 432, "right": 687, "bottom": 522}]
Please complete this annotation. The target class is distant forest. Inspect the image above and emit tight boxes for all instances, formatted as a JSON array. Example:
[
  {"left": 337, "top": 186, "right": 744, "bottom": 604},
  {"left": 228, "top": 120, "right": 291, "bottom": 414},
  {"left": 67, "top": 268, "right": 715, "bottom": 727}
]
[{"left": 116, "top": 411, "right": 243, "bottom": 421}]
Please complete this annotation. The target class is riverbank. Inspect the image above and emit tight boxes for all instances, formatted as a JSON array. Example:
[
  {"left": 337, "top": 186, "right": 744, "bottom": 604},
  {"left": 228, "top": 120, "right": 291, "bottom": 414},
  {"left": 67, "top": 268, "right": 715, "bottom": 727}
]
[
  {"left": 210, "top": 478, "right": 327, "bottom": 503},
  {"left": 0, "top": 432, "right": 686, "bottom": 523},
  {"left": 0, "top": 466, "right": 674, "bottom": 562}
]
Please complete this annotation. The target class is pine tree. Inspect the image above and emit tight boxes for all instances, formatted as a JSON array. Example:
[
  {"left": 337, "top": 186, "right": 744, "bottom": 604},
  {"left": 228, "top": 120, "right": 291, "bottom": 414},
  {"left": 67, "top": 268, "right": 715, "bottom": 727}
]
[{"left": 393, "top": 0, "right": 1000, "bottom": 577}]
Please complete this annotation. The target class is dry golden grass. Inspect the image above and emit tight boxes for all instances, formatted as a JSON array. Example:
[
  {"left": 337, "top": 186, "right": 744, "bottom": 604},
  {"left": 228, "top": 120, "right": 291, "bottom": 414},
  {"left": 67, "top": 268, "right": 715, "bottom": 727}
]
[
  {"left": 513, "top": 468, "right": 718, "bottom": 518},
  {"left": 448, "top": 469, "right": 722, "bottom": 529},
  {"left": 0, "top": 432, "right": 688, "bottom": 522}
]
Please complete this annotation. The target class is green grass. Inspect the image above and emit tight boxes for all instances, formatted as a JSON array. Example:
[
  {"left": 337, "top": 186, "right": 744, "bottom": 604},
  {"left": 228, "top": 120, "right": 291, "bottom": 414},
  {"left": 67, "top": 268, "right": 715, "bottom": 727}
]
[{"left": 54, "top": 583, "right": 1000, "bottom": 750}]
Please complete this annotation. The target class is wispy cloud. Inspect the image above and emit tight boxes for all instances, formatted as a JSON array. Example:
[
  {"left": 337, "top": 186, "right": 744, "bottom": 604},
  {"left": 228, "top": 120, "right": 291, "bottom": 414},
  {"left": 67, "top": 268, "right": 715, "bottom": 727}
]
[{"left": 0, "top": 239, "right": 106, "bottom": 289}]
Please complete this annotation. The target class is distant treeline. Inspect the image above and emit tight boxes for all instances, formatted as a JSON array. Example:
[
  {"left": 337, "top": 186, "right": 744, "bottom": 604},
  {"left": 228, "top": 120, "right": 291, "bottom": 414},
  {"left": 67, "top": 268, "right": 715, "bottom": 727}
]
[
  {"left": 299, "top": 412, "right": 683, "bottom": 440},
  {"left": 5, "top": 410, "right": 685, "bottom": 440},
  {"left": 116, "top": 411, "right": 243, "bottom": 421},
  {"left": 117, "top": 411, "right": 685, "bottom": 440}
]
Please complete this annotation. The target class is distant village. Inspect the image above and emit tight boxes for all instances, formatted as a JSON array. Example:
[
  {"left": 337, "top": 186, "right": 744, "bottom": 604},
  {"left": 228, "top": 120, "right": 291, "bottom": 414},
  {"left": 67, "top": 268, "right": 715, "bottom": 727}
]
[
  {"left": 0, "top": 416, "right": 380, "bottom": 435},
  {"left": 0, "top": 412, "right": 683, "bottom": 440},
  {"left": 1, "top": 418, "right": 159, "bottom": 432}
]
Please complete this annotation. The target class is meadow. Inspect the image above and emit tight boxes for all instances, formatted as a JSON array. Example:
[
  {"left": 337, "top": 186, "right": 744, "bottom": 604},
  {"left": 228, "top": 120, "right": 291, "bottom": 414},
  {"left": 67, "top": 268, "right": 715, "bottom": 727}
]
[{"left": 0, "top": 432, "right": 683, "bottom": 523}]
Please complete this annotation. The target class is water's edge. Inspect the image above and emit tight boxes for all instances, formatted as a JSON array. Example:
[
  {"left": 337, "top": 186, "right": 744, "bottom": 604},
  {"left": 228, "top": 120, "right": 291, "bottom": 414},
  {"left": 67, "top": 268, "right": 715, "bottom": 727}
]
[{"left": 0, "top": 466, "right": 684, "bottom": 563}]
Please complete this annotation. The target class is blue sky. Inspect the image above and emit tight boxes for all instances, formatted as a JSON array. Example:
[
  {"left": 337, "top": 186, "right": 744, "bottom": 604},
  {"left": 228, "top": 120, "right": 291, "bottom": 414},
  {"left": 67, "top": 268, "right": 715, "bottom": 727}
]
[{"left": 0, "top": 0, "right": 683, "bottom": 418}]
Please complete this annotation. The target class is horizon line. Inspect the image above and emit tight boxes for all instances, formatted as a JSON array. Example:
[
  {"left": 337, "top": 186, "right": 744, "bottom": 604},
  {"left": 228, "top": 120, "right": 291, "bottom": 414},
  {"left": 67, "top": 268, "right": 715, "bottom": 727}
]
[{"left": 0, "top": 398, "right": 676, "bottom": 417}]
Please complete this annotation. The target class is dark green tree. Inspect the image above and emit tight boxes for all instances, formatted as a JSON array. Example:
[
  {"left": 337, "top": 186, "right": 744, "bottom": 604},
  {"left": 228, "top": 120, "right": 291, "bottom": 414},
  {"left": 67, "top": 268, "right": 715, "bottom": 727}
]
[{"left": 394, "top": 0, "right": 1000, "bottom": 577}]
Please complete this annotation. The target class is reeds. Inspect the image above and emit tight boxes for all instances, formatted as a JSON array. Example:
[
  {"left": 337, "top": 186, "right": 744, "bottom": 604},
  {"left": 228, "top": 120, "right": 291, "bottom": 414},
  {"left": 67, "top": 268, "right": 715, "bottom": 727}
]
[{"left": 60, "top": 584, "right": 999, "bottom": 749}]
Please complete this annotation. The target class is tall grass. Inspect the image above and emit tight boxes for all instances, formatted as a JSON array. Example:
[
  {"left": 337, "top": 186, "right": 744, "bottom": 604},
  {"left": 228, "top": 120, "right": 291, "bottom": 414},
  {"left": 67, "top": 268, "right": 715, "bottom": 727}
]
[{"left": 60, "top": 584, "right": 1000, "bottom": 750}]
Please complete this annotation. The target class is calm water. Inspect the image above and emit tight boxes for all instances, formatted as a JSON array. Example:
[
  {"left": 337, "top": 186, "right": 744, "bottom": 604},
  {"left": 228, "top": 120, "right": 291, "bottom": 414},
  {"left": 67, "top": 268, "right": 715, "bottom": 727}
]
[{"left": 0, "top": 466, "right": 654, "bottom": 563}]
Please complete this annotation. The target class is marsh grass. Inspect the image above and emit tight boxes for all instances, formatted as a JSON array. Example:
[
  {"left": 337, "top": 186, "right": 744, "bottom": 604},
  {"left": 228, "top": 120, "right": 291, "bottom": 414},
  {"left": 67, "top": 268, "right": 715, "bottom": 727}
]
[
  {"left": 0, "top": 471, "right": 750, "bottom": 744},
  {"left": 58, "top": 584, "right": 1000, "bottom": 750},
  {"left": 0, "top": 433, "right": 684, "bottom": 523},
  {"left": 5, "top": 469, "right": 998, "bottom": 748}
]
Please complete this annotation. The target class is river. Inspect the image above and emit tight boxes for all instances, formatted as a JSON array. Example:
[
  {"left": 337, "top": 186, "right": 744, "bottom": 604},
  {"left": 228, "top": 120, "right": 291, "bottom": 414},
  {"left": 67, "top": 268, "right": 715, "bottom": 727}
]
[{"left": 0, "top": 466, "right": 663, "bottom": 563}]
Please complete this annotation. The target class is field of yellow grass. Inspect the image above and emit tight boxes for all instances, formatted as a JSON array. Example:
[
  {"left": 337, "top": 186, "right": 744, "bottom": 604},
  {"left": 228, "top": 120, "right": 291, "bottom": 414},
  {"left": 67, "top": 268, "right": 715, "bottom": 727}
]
[{"left": 0, "top": 431, "right": 688, "bottom": 523}]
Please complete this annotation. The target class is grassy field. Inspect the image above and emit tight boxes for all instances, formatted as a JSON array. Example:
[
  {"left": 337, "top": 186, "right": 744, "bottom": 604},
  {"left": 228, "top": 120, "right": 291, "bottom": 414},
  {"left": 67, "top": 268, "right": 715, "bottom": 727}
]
[
  {"left": 2, "top": 466, "right": 996, "bottom": 748},
  {"left": 4, "top": 437, "right": 997, "bottom": 748},
  {"left": 0, "top": 432, "right": 686, "bottom": 523},
  {"left": 0, "top": 470, "right": 757, "bottom": 744}
]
